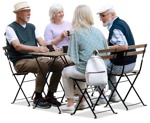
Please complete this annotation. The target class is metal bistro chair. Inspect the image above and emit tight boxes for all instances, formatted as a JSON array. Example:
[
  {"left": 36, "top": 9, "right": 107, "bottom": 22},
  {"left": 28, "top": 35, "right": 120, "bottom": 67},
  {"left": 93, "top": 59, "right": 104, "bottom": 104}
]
[
  {"left": 108, "top": 44, "right": 147, "bottom": 110},
  {"left": 2, "top": 46, "right": 36, "bottom": 106},
  {"left": 70, "top": 48, "right": 118, "bottom": 119}
]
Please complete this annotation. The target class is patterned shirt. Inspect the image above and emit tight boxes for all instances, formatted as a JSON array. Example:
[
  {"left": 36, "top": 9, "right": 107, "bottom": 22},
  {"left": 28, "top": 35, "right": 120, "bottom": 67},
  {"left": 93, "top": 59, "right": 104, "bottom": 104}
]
[{"left": 68, "top": 26, "right": 108, "bottom": 73}]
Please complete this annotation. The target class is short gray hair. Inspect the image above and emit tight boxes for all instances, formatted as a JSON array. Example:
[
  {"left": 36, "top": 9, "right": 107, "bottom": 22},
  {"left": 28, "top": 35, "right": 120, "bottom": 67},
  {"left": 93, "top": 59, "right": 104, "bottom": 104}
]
[{"left": 49, "top": 3, "right": 64, "bottom": 22}]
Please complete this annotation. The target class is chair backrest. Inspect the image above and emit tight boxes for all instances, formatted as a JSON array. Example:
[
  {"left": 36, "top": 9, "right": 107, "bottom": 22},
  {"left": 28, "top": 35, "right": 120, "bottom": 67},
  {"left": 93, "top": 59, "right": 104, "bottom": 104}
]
[
  {"left": 124, "top": 44, "right": 147, "bottom": 73},
  {"left": 96, "top": 44, "right": 147, "bottom": 74},
  {"left": 3, "top": 46, "right": 15, "bottom": 74},
  {"left": 2, "top": 46, "right": 28, "bottom": 75},
  {"left": 126, "top": 44, "right": 147, "bottom": 56},
  {"left": 95, "top": 48, "right": 117, "bottom": 60},
  {"left": 96, "top": 43, "right": 147, "bottom": 60}
]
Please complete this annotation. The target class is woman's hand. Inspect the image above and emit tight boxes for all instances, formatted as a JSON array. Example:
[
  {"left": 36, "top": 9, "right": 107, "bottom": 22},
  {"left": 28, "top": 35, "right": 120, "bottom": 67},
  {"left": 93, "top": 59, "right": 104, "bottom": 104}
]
[{"left": 60, "top": 30, "right": 69, "bottom": 38}]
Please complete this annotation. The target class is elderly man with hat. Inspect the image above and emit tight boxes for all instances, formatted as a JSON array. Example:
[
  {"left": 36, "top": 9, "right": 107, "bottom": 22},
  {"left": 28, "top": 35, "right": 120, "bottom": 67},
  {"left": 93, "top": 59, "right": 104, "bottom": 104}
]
[
  {"left": 96, "top": 4, "right": 137, "bottom": 104},
  {"left": 5, "top": 1, "right": 64, "bottom": 108}
]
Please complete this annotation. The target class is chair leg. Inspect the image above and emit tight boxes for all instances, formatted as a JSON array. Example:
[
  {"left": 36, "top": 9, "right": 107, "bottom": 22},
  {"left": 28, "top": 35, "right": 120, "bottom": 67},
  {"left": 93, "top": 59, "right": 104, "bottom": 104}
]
[
  {"left": 59, "top": 82, "right": 65, "bottom": 103},
  {"left": 124, "top": 74, "right": 147, "bottom": 106},
  {"left": 12, "top": 74, "right": 30, "bottom": 106},
  {"left": 93, "top": 86, "right": 117, "bottom": 114},
  {"left": 31, "top": 91, "right": 35, "bottom": 100},
  {"left": 71, "top": 80, "right": 97, "bottom": 118},
  {"left": 108, "top": 76, "right": 128, "bottom": 110}
]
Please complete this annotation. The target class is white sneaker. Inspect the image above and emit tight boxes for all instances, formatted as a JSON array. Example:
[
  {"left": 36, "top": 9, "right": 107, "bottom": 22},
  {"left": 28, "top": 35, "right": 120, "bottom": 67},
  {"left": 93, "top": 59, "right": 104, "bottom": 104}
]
[
  {"left": 94, "top": 94, "right": 109, "bottom": 105},
  {"left": 75, "top": 100, "right": 89, "bottom": 110},
  {"left": 61, "top": 105, "right": 75, "bottom": 113},
  {"left": 109, "top": 92, "right": 120, "bottom": 102},
  {"left": 74, "top": 95, "right": 79, "bottom": 102}
]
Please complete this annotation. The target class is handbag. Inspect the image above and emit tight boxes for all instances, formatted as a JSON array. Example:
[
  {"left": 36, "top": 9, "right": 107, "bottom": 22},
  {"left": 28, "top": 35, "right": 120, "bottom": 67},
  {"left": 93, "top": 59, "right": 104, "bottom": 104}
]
[{"left": 85, "top": 50, "right": 108, "bottom": 87}]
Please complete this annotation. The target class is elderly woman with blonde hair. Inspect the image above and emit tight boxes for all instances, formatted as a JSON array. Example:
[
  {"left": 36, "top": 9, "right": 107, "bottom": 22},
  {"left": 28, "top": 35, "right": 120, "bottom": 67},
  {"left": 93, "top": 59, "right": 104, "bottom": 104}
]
[{"left": 61, "top": 5, "right": 108, "bottom": 112}]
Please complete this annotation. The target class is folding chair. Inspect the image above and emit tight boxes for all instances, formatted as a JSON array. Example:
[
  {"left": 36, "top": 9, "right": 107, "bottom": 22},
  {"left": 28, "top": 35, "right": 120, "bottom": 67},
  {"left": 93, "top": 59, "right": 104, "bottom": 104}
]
[
  {"left": 70, "top": 48, "right": 118, "bottom": 119},
  {"left": 108, "top": 44, "right": 147, "bottom": 110},
  {"left": 2, "top": 46, "right": 36, "bottom": 106}
]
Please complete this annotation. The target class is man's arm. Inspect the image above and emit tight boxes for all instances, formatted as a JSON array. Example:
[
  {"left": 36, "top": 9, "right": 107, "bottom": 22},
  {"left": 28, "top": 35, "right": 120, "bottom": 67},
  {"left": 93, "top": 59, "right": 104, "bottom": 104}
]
[
  {"left": 109, "top": 45, "right": 128, "bottom": 51},
  {"left": 6, "top": 26, "right": 49, "bottom": 53},
  {"left": 11, "top": 39, "right": 49, "bottom": 53},
  {"left": 109, "top": 29, "right": 128, "bottom": 51}
]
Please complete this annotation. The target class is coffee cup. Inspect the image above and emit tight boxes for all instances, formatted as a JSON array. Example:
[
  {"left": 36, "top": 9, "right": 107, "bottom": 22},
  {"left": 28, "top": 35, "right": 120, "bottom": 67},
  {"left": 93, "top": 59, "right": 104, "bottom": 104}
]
[{"left": 62, "top": 45, "right": 68, "bottom": 53}]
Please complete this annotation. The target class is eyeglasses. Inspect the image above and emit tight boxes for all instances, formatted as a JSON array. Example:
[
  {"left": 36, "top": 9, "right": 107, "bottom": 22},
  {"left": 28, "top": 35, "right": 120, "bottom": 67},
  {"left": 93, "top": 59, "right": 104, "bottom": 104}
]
[{"left": 99, "top": 13, "right": 110, "bottom": 18}]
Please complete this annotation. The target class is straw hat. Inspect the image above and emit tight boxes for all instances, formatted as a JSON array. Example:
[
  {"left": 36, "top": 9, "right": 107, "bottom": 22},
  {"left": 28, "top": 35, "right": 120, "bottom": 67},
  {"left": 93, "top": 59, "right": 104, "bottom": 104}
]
[{"left": 13, "top": 1, "right": 30, "bottom": 13}]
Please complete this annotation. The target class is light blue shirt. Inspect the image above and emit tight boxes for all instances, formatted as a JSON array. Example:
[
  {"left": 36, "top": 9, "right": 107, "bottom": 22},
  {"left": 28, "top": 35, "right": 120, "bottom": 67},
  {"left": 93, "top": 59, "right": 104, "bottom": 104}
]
[{"left": 68, "top": 26, "right": 108, "bottom": 73}]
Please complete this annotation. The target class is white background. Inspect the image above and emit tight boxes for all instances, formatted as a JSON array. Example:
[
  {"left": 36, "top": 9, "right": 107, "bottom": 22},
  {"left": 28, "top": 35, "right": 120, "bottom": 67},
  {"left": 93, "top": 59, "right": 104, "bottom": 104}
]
[{"left": 0, "top": 0, "right": 150, "bottom": 122}]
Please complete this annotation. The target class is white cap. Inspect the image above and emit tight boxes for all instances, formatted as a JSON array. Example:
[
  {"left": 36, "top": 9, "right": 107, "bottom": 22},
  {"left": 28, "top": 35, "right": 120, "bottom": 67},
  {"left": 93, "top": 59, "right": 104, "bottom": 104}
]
[
  {"left": 97, "top": 4, "right": 114, "bottom": 14},
  {"left": 13, "top": 1, "right": 30, "bottom": 13}
]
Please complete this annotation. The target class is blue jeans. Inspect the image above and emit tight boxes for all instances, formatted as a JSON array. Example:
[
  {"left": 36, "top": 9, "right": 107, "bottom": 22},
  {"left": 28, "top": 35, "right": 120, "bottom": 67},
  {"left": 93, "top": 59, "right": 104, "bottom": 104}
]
[{"left": 106, "top": 60, "right": 136, "bottom": 90}]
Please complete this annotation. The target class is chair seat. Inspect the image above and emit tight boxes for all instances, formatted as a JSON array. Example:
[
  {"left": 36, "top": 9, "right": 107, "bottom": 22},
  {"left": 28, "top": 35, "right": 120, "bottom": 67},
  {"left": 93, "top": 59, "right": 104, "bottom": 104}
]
[{"left": 13, "top": 72, "right": 29, "bottom": 75}]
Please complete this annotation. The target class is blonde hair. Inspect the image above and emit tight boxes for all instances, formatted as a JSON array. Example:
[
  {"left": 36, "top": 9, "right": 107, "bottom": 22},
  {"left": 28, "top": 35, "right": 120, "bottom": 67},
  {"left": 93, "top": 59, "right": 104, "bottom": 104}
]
[
  {"left": 72, "top": 5, "right": 94, "bottom": 30},
  {"left": 49, "top": 3, "right": 64, "bottom": 22}
]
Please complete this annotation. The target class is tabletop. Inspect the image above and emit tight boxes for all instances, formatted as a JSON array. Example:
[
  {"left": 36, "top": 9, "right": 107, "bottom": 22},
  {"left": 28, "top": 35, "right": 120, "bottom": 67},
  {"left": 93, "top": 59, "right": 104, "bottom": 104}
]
[{"left": 29, "top": 51, "right": 67, "bottom": 57}]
